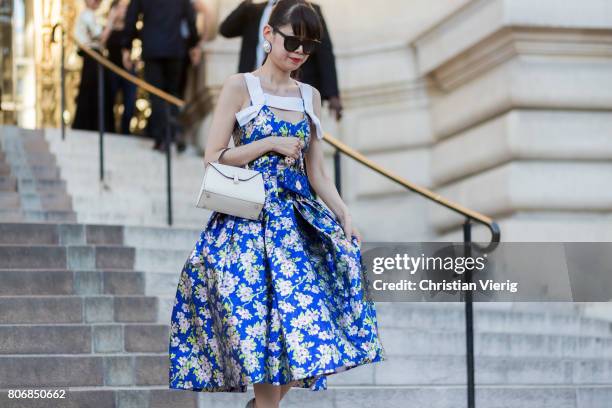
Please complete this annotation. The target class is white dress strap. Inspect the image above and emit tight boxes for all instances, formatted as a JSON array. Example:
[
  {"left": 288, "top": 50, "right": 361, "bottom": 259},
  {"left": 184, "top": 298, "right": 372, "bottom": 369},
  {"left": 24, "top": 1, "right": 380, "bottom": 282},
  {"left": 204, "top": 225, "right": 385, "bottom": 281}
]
[
  {"left": 235, "top": 73, "right": 266, "bottom": 127},
  {"left": 244, "top": 72, "right": 266, "bottom": 106},
  {"left": 298, "top": 83, "right": 324, "bottom": 140}
]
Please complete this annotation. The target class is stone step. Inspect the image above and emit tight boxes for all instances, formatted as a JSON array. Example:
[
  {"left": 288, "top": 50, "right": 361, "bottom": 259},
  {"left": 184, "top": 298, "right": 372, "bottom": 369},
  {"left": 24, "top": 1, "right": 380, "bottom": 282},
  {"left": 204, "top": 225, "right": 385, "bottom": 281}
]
[
  {"left": 17, "top": 177, "right": 67, "bottom": 191},
  {"left": 70, "top": 205, "right": 208, "bottom": 225},
  {"left": 49, "top": 140, "right": 202, "bottom": 157},
  {"left": 0, "top": 209, "right": 77, "bottom": 223},
  {"left": 51, "top": 156, "right": 202, "bottom": 173},
  {"left": 52, "top": 156, "right": 203, "bottom": 172},
  {"left": 0, "top": 296, "right": 157, "bottom": 325},
  {"left": 18, "top": 138, "right": 53, "bottom": 153},
  {"left": 13, "top": 191, "right": 74, "bottom": 212},
  {"left": 335, "top": 355, "right": 612, "bottom": 387},
  {"left": 0, "top": 192, "right": 20, "bottom": 208},
  {"left": 0, "top": 387, "right": 199, "bottom": 408},
  {"left": 63, "top": 176, "right": 201, "bottom": 193},
  {"left": 380, "top": 328, "right": 612, "bottom": 358},
  {"left": 145, "top": 273, "right": 180, "bottom": 297},
  {"left": 0, "top": 211, "right": 24, "bottom": 222},
  {"left": 0, "top": 323, "right": 167, "bottom": 355},
  {"left": 76, "top": 211, "right": 206, "bottom": 229},
  {"left": 33, "top": 193, "right": 73, "bottom": 211},
  {"left": 0, "top": 354, "right": 170, "bottom": 388},
  {"left": 477, "top": 356, "right": 612, "bottom": 386},
  {"left": 0, "top": 269, "right": 145, "bottom": 296},
  {"left": 0, "top": 162, "right": 10, "bottom": 175},
  {"left": 0, "top": 222, "right": 125, "bottom": 245},
  {"left": 46, "top": 129, "right": 161, "bottom": 148},
  {"left": 123, "top": 226, "right": 201, "bottom": 250},
  {"left": 15, "top": 128, "right": 45, "bottom": 139},
  {"left": 0, "top": 175, "right": 17, "bottom": 190},
  {"left": 48, "top": 139, "right": 197, "bottom": 156},
  {"left": 375, "top": 303, "right": 612, "bottom": 338},
  {"left": 71, "top": 194, "right": 202, "bottom": 210},
  {"left": 135, "top": 248, "right": 190, "bottom": 273},
  {"left": 156, "top": 296, "right": 174, "bottom": 323},
  {"left": 0, "top": 245, "right": 134, "bottom": 270},
  {"left": 6, "top": 152, "right": 58, "bottom": 166},
  {"left": 51, "top": 152, "right": 201, "bottom": 171},
  {"left": 7, "top": 163, "right": 61, "bottom": 179}
]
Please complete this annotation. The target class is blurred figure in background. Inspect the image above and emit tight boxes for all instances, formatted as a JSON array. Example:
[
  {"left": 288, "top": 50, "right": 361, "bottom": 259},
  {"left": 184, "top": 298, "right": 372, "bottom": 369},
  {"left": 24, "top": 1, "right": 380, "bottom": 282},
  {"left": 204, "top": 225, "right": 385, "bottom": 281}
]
[
  {"left": 176, "top": 0, "right": 215, "bottom": 152},
  {"left": 219, "top": 0, "right": 343, "bottom": 121},
  {"left": 72, "top": 0, "right": 116, "bottom": 131},
  {"left": 103, "top": 0, "right": 136, "bottom": 135},
  {"left": 121, "top": 0, "right": 200, "bottom": 151}
]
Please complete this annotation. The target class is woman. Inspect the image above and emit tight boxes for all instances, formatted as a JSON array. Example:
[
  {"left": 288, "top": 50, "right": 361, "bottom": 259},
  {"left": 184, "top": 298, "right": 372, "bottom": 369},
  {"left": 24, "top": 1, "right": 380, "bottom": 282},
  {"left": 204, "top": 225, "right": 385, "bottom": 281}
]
[
  {"left": 168, "top": 1, "right": 386, "bottom": 407},
  {"left": 104, "top": 0, "right": 136, "bottom": 135},
  {"left": 72, "top": 0, "right": 115, "bottom": 131}
]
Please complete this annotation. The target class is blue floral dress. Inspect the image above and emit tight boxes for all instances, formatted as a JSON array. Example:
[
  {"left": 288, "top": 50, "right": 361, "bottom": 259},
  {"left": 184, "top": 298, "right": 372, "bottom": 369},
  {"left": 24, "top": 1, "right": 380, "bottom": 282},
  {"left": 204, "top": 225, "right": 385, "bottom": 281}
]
[{"left": 169, "top": 72, "right": 386, "bottom": 392}]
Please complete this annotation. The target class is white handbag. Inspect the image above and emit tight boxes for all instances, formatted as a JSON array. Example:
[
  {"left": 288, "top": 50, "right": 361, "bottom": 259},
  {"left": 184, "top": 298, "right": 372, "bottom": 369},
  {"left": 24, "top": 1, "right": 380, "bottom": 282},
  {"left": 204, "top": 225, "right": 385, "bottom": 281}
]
[{"left": 195, "top": 147, "right": 266, "bottom": 220}]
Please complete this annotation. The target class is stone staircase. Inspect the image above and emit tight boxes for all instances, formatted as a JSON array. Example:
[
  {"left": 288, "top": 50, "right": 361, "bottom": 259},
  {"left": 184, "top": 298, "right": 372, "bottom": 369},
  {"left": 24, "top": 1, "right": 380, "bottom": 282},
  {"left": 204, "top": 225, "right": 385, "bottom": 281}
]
[
  {"left": 43, "top": 127, "right": 212, "bottom": 228},
  {"left": 0, "top": 126, "right": 76, "bottom": 223},
  {"left": 1, "top": 125, "right": 612, "bottom": 407},
  {"left": 0, "top": 222, "right": 200, "bottom": 408}
]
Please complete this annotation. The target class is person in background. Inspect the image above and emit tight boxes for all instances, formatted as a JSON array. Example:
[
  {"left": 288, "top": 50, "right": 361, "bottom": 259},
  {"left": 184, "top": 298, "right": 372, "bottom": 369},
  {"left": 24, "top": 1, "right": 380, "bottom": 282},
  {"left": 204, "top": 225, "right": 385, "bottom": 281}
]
[
  {"left": 176, "top": 0, "right": 212, "bottom": 152},
  {"left": 121, "top": 0, "right": 200, "bottom": 152},
  {"left": 219, "top": 0, "right": 343, "bottom": 121},
  {"left": 103, "top": 0, "right": 136, "bottom": 135},
  {"left": 72, "top": 0, "right": 116, "bottom": 131}
]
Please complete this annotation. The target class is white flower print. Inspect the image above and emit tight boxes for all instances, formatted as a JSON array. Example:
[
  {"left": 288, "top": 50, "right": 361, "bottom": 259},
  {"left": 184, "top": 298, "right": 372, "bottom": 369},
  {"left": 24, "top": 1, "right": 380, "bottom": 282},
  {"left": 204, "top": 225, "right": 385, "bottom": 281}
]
[{"left": 296, "top": 293, "right": 313, "bottom": 308}]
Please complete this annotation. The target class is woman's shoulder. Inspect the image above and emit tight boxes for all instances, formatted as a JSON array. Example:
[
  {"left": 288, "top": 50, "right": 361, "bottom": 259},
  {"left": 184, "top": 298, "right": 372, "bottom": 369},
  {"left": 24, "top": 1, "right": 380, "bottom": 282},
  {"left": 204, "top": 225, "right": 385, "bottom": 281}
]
[
  {"left": 295, "top": 80, "right": 321, "bottom": 109},
  {"left": 221, "top": 73, "right": 251, "bottom": 111},
  {"left": 222, "top": 73, "right": 250, "bottom": 98},
  {"left": 223, "top": 72, "right": 248, "bottom": 88},
  {"left": 295, "top": 80, "right": 320, "bottom": 98}
]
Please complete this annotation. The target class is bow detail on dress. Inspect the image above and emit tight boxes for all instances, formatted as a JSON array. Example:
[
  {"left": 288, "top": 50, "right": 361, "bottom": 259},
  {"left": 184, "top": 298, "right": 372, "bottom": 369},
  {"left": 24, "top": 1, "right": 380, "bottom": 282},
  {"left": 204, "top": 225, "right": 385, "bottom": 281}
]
[{"left": 234, "top": 73, "right": 324, "bottom": 140}]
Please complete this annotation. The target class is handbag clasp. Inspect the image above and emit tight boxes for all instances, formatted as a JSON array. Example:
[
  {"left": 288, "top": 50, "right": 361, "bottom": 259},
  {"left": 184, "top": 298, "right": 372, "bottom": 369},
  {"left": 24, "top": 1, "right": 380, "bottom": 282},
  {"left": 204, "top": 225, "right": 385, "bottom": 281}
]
[{"left": 233, "top": 173, "right": 239, "bottom": 184}]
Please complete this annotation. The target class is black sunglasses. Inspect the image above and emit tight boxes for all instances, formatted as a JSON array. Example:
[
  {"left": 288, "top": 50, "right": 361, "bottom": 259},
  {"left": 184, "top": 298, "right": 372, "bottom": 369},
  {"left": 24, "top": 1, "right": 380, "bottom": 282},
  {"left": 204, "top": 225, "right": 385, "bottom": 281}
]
[{"left": 272, "top": 26, "right": 321, "bottom": 55}]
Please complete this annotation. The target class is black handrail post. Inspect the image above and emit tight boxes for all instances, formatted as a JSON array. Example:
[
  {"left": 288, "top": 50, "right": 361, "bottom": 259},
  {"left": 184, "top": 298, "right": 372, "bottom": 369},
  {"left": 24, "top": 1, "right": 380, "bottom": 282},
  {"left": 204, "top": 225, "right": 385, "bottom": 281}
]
[
  {"left": 334, "top": 148, "right": 342, "bottom": 196},
  {"left": 463, "top": 218, "right": 475, "bottom": 408},
  {"left": 98, "top": 62, "right": 105, "bottom": 182},
  {"left": 60, "top": 27, "right": 66, "bottom": 141},
  {"left": 165, "top": 102, "right": 173, "bottom": 226}
]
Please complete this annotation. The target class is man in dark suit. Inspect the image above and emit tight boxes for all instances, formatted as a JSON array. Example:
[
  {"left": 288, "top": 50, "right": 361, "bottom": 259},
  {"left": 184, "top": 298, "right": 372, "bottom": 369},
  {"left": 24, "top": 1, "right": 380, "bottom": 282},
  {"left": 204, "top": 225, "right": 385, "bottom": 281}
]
[
  {"left": 121, "top": 0, "right": 199, "bottom": 151},
  {"left": 219, "top": 0, "right": 343, "bottom": 120}
]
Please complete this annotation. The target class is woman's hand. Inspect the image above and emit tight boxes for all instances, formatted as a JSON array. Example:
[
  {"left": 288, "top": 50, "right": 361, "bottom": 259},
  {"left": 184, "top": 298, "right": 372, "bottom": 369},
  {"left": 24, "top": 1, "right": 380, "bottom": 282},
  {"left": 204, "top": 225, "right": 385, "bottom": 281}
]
[
  {"left": 268, "top": 136, "right": 303, "bottom": 161},
  {"left": 338, "top": 210, "right": 362, "bottom": 247}
]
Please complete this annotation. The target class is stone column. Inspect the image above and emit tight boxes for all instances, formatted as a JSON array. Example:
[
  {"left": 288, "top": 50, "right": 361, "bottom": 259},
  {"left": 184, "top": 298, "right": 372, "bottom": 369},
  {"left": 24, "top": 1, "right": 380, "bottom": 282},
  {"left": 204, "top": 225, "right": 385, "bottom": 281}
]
[{"left": 412, "top": 0, "right": 612, "bottom": 243}]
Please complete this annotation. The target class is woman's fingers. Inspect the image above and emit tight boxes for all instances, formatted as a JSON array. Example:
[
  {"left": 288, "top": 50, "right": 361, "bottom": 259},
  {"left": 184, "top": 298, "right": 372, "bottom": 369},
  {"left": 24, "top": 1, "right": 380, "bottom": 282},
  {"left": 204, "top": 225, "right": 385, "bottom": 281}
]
[{"left": 343, "top": 219, "right": 352, "bottom": 241}]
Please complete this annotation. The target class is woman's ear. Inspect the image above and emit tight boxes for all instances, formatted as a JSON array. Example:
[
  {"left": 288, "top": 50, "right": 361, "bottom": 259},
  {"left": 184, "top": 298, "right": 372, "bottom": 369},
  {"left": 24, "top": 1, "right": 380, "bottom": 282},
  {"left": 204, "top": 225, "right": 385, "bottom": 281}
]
[{"left": 262, "top": 24, "right": 272, "bottom": 42}]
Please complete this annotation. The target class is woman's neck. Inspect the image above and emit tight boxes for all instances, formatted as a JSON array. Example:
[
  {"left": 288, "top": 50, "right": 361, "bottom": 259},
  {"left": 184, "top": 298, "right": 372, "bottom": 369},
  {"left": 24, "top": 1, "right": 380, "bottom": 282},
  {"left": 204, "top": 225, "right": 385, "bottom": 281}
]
[{"left": 255, "top": 61, "right": 294, "bottom": 92}]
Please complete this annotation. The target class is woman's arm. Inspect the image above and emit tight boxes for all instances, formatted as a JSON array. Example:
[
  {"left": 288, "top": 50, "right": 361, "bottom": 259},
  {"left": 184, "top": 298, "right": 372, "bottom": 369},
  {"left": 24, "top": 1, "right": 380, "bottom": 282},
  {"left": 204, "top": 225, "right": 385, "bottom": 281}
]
[
  {"left": 203, "top": 74, "right": 275, "bottom": 169},
  {"left": 304, "top": 88, "right": 361, "bottom": 244}
]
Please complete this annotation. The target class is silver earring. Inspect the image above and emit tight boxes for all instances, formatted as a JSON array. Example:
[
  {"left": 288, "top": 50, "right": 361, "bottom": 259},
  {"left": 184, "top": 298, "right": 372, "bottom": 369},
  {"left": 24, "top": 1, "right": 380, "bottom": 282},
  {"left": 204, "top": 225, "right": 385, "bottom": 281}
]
[{"left": 263, "top": 40, "right": 272, "bottom": 53}]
